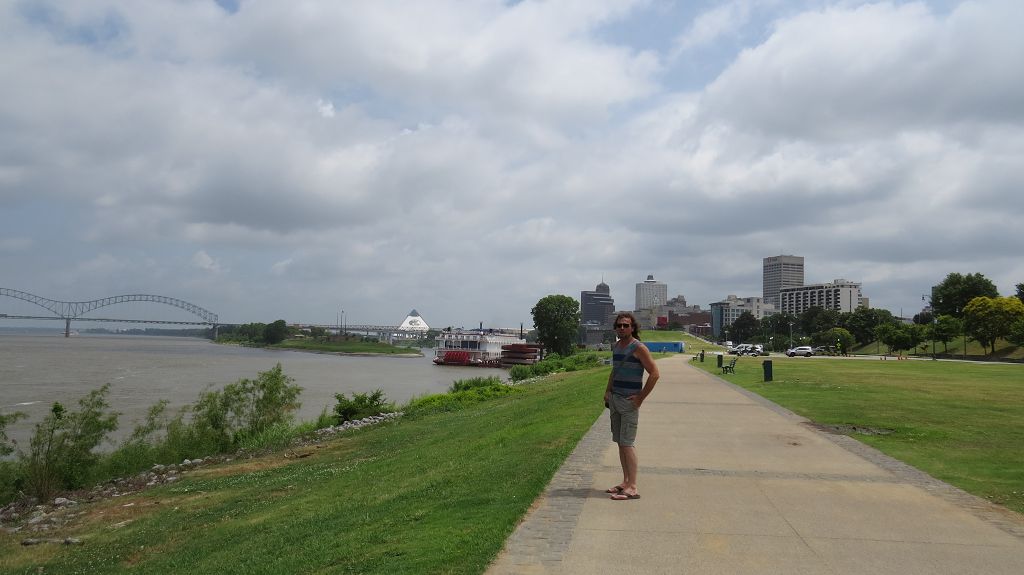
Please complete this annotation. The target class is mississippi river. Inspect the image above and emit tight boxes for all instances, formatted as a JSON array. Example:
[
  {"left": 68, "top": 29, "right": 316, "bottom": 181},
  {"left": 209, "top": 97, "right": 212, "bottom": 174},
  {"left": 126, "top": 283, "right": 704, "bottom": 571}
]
[{"left": 0, "top": 333, "right": 507, "bottom": 449}]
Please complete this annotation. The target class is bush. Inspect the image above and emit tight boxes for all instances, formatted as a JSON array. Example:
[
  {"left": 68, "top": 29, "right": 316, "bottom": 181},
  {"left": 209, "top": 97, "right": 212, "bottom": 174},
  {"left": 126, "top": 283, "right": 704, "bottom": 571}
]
[
  {"left": 0, "top": 461, "right": 19, "bottom": 505},
  {"left": 21, "top": 385, "right": 119, "bottom": 500},
  {"left": 508, "top": 352, "right": 603, "bottom": 382},
  {"left": 0, "top": 411, "right": 25, "bottom": 458},
  {"left": 333, "top": 389, "right": 395, "bottom": 423},
  {"left": 450, "top": 376, "right": 503, "bottom": 392},
  {"left": 404, "top": 385, "right": 516, "bottom": 417},
  {"left": 509, "top": 365, "right": 533, "bottom": 382},
  {"left": 103, "top": 365, "right": 306, "bottom": 481}
]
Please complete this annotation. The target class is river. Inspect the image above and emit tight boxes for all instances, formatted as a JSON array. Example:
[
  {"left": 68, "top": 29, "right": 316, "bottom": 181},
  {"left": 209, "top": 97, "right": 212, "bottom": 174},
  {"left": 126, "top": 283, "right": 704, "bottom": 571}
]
[{"left": 0, "top": 333, "right": 508, "bottom": 449}]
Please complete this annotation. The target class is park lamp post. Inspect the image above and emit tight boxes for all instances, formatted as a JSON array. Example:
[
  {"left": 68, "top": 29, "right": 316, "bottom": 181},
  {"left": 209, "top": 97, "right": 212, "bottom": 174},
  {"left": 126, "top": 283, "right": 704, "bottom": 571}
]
[{"left": 788, "top": 321, "right": 794, "bottom": 349}]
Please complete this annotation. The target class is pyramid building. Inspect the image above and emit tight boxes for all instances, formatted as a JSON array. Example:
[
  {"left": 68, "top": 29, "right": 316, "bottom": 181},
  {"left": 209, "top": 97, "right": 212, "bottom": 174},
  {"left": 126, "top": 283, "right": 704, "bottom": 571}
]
[{"left": 398, "top": 309, "right": 429, "bottom": 332}]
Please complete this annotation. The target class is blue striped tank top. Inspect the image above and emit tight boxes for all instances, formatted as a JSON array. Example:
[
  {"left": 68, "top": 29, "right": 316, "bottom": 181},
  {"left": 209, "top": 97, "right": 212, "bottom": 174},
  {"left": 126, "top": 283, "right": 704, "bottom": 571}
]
[{"left": 611, "top": 339, "right": 644, "bottom": 396}]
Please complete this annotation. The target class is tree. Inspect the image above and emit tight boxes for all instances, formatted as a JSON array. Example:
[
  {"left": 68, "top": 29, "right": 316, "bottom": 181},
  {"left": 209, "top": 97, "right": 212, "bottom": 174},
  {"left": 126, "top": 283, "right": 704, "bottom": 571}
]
[
  {"left": 912, "top": 310, "right": 934, "bottom": 325},
  {"left": 815, "top": 327, "right": 854, "bottom": 355},
  {"left": 964, "top": 296, "right": 1024, "bottom": 354},
  {"left": 799, "top": 307, "right": 840, "bottom": 336},
  {"left": 932, "top": 315, "right": 963, "bottom": 354},
  {"left": 1008, "top": 317, "right": 1024, "bottom": 347},
  {"left": 875, "top": 323, "right": 913, "bottom": 356},
  {"left": 842, "top": 307, "right": 894, "bottom": 346},
  {"left": 729, "top": 311, "right": 759, "bottom": 343},
  {"left": 263, "top": 319, "right": 290, "bottom": 345},
  {"left": 531, "top": 295, "right": 580, "bottom": 357},
  {"left": 760, "top": 313, "right": 797, "bottom": 349},
  {"left": 931, "top": 272, "right": 999, "bottom": 317},
  {"left": 1017, "top": 283, "right": 1024, "bottom": 305}
]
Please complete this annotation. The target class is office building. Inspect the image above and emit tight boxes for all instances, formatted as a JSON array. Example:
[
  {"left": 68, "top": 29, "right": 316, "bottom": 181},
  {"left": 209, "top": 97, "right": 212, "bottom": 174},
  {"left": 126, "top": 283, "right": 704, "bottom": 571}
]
[
  {"left": 763, "top": 255, "right": 804, "bottom": 308},
  {"left": 635, "top": 274, "right": 668, "bottom": 311},
  {"left": 580, "top": 280, "right": 616, "bottom": 327},
  {"left": 778, "top": 279, "right": 865, "bottom": 315}
]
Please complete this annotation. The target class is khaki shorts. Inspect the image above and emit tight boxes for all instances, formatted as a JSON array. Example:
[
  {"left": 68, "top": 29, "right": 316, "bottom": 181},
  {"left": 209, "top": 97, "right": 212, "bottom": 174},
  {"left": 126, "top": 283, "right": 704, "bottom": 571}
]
[{"left": 609, "top": 393, "right": 639, "bottom": 447}]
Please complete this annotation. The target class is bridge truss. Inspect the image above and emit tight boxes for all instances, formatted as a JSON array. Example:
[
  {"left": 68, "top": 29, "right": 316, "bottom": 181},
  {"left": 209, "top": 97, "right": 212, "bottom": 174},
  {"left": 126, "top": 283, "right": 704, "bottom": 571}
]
[{"left": 1, "top": 288, "right": 219, "bottom": 336}]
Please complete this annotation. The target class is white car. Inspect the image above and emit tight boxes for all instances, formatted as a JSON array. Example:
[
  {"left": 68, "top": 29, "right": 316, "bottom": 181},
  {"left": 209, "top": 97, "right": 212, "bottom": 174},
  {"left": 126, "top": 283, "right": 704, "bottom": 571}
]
[{"left": 786, "top": 346, "right": 814, "bottom": 357}]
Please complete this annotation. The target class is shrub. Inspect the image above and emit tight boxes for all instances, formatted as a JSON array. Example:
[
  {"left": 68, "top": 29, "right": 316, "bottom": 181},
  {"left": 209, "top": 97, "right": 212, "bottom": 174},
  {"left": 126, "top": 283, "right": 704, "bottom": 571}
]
[
  {"left": 333, "top": 389, "right": 395, "bottom": 423},
  {"left": 0, "top": 411, "right": 25, "bottom": 458},
  {"left": 404, "top": 385, "right": 517, "bottom": 417},
  {"left": 0, "top": 461, "right": 19, "bottom": 505},
  {"left": 21, "top": 385, "right": 119, "bottom": 500},
  {"left": 187, "top": 363, "right": 303, "bottom": 449},
  {"left": 508, "top": 353, "right": 603, "bottom": 382},
  {"left": 508, "top": 365, "right": 533, "bottom": 382},
  {"left": 100, "top": 400, "right": 172, "bottom": 480},
  {"left": 450, "top": 376, "right": 503, "bottom": 392}
]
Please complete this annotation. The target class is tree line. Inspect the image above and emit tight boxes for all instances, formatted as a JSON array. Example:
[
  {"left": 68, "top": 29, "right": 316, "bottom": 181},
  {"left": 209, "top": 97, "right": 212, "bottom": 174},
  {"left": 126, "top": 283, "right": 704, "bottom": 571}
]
[
  {"left": 529, "top": 273, "right": 1024, "bottom": 358},
  {"left": 724, "top": 272, "right": 1024, "bottom": 356}
]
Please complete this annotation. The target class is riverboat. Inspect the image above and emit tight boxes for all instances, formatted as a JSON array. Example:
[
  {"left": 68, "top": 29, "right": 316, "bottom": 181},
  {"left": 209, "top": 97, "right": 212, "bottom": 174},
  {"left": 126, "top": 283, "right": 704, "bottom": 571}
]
[{"left": 433, "top": 330, "right": 535, "bottom": 367}]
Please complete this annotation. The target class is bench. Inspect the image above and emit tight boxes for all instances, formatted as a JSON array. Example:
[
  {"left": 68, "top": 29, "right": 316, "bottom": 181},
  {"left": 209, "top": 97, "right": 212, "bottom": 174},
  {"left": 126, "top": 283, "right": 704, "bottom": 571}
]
[{"left": 721, "top": 357, "right": 737, "bottom": 374}]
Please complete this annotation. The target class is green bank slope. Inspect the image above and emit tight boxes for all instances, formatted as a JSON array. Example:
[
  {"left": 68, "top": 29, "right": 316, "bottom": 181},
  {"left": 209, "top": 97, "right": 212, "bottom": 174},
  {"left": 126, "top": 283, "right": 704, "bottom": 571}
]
[{"left": 0, "top": 369, "right": 608, "bottom": 575}]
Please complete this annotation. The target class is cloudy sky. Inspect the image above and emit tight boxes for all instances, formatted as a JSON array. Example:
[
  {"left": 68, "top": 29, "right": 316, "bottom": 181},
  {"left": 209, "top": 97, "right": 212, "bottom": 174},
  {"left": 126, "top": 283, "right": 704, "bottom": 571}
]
[{"left": 2, "top": 0, "right": 1022, "bottom": 330}]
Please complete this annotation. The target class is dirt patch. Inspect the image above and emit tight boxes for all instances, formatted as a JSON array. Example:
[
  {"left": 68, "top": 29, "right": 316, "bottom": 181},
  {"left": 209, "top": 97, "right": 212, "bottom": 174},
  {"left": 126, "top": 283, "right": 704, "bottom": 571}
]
[{"left": 804, "top": 422, "right": 894, "bottom": 436}]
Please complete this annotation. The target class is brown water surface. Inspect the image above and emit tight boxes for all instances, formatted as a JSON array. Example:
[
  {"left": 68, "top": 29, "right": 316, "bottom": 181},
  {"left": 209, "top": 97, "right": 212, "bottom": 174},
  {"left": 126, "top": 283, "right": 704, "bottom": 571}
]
[{"left": 0, "top": 333, "right": 506, "bottom": 448}]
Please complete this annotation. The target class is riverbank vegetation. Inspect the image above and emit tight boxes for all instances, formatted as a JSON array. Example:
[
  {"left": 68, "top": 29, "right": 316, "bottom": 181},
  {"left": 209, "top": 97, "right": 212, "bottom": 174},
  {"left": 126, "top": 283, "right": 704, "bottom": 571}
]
[
  {"left": 272, "top": 337, "right": 420, "bottom": 355},
  {"left": 508, "top": 351, "right": 603, "bottom": 382},
  {"left": 0, "top": 366, "right": 609, "bottom": 574},
  {"left": 692, "top": 356, "right": 1024, "bottom": 514}
]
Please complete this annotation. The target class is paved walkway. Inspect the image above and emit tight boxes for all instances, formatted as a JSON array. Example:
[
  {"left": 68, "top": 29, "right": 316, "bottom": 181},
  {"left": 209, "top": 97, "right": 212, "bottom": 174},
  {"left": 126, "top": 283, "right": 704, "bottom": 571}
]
[{"left": 487, "top": 355, "right": 1024, "bottom": 574}]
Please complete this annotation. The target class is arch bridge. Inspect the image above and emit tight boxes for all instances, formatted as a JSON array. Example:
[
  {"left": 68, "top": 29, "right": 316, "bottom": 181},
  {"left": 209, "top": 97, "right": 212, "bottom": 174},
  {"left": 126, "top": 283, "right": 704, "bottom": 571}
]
[{"left": 0, "top": 288, "right": 219, "bottom": 337}]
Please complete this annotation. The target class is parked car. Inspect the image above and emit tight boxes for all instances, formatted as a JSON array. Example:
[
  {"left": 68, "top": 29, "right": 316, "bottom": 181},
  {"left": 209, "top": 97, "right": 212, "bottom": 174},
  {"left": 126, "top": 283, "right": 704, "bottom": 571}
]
[
  {"left": 786, "top": 346, "right": 814, "bottom": 357},
  {"left": 729, "top": 343, "right": 764, "bottom": 356}
]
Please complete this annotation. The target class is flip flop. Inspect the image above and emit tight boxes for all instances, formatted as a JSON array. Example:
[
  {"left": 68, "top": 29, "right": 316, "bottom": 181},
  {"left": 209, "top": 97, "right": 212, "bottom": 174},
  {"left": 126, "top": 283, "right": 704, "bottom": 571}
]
[
  {"left": 605, "top": 485, "right": 625, "bottom": 494},
  {"left": 610, "top": 492, "right": 641, "bottom": 500}
]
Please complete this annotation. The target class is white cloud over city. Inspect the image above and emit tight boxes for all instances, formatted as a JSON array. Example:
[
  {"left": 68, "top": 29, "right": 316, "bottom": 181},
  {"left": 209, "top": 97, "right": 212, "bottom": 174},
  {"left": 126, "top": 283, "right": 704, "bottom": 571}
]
[{"left": 1, "top": 0, "right": 1021, "bottom": 328}]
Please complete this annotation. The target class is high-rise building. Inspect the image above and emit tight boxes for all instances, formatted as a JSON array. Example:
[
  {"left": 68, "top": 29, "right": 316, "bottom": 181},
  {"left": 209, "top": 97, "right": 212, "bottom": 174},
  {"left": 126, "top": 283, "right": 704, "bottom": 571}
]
[
  {"left": 778, "top": 279, "right": 865, "bottom": 315},
  {"left": 580, "top": 280, "right": 615, "bottom": 327},
  {"left": 763, "top": 255, "right": 804, "bottom": 308},
  {"left": 635, "top": 274, "right": 668, "bottom": 311}
]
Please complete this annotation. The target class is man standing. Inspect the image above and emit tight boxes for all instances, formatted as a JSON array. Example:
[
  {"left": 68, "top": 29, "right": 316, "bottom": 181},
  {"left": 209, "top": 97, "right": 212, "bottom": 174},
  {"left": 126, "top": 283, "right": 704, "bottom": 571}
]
[{"left": 603, "top": 312, "right": 660, "bottom": 500}]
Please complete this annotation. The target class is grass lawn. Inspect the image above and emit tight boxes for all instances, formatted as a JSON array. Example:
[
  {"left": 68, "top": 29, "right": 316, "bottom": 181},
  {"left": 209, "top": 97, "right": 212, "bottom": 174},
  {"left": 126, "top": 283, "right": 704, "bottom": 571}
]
[
  {"left": 273, "top": 338, "right": 421, "bottom": 355},
  {"left": 692, "top": 356, "right": 1024, "bottom": 514},
  {"left": 0, "top": 369, "right": 609, "bottom": 574}
]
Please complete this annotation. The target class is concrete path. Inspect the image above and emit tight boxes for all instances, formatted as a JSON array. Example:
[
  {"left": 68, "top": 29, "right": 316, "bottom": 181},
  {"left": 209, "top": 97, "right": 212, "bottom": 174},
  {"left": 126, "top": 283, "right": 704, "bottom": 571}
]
[{"left": 487, "top": 355, "right": 1024, "bottom": 574}]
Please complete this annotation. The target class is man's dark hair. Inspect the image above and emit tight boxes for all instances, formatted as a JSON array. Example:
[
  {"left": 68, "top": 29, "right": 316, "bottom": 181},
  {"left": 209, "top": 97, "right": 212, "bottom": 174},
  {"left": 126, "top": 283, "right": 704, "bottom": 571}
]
[{"left": 614, "top": 312, "right": 641, "bottom": 340}]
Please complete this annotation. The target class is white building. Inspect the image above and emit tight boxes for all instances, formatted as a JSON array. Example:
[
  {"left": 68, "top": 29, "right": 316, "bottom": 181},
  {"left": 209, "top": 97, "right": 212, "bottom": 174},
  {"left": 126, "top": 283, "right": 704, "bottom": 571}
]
[
  {"left": 398, "top": 309, "right": 429, "bottom": 332},
  {"left": 778, "top": 279, "right": 865, "bottom": 315},
  {"left": 710, "top": 295, "right": 777, "bottom": 338},
  {"left": 635, "top": 274, "right": 668, "bottom": 311}
]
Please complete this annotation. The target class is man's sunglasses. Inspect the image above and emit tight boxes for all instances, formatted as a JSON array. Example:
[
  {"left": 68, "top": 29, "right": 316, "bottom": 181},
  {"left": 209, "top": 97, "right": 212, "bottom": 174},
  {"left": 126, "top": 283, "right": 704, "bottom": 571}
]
[{"left": 614, "top": 323, "right": 632, "bottom": 328}]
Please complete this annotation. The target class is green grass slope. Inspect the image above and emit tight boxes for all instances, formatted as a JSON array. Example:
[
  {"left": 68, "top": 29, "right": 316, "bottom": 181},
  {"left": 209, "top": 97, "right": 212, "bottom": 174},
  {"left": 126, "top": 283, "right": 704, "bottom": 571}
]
[{"left": 0, "top": 370, "right": 609, "bottom": 575}]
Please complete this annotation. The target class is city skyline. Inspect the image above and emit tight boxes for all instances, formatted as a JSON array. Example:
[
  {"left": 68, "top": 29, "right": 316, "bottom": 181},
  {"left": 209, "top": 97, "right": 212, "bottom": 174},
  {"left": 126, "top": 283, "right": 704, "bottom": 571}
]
[{"left": 2, "top": 1, "right": 1021, "bottom": 329}]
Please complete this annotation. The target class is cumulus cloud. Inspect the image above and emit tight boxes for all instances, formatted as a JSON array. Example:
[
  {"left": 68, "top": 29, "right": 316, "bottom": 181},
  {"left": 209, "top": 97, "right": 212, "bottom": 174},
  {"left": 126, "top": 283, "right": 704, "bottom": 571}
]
[{"left": 2, "top": 0, "right": 1022, "bottom": 326}]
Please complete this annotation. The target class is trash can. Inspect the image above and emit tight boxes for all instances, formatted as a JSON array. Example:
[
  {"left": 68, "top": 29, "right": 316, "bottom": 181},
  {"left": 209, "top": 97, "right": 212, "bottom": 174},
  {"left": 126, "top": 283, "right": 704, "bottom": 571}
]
[
  {"left": 762, "top": 359, "right": 773, "bottom": 382},
  {"left": 717, "top": 354, "right": 723, "bottom": 368}
]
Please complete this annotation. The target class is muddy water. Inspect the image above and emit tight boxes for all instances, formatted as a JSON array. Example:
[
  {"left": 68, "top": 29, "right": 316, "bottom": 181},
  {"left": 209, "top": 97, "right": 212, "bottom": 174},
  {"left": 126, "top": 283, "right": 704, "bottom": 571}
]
[{"left": 0, "top": 333, "right": 506, "bottom": 448}]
